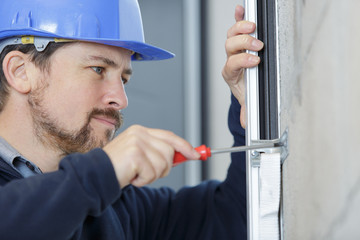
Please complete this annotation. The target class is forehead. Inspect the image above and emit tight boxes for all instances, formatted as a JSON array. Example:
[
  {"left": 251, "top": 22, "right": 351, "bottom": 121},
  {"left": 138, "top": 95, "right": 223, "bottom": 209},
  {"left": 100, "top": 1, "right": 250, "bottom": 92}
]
[{"left": 53, "top": 41, "right": 133, "bottom": 68}]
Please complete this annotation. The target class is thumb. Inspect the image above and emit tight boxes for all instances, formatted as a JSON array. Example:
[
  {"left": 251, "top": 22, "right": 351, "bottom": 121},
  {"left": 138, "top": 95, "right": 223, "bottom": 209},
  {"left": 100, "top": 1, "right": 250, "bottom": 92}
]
[{"left": 240, "top": 105, "right": 247, "bottom": 129}]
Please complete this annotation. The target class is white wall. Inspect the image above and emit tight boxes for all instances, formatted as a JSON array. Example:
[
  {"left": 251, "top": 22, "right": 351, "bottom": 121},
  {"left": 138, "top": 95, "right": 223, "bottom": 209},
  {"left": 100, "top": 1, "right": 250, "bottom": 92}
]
[{"left": 205, "top": 0, "right": 244, "bottom": 180}]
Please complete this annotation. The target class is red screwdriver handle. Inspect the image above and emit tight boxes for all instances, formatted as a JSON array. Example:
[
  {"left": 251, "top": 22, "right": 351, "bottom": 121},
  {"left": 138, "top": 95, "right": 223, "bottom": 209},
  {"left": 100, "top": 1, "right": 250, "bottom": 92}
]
[{"left": 173, "top": 145, "right": 211, "bottom": 166}]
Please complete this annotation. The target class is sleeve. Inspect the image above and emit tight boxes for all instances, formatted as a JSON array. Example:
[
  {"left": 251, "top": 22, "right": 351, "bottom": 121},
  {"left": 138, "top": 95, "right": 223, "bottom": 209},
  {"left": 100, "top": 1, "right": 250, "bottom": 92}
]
[
  {"left": 117, "top": 93, "right": 247, "bottom": 240},
  {"left": 0, "top": 149, "right": 121, "bottom": 240}
]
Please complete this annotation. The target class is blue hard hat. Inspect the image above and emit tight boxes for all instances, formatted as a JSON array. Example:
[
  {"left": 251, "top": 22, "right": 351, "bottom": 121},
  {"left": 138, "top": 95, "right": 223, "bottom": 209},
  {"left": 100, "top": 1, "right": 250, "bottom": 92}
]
[{"left": 0, "top": 0, "right": 174, "bottom": 61}]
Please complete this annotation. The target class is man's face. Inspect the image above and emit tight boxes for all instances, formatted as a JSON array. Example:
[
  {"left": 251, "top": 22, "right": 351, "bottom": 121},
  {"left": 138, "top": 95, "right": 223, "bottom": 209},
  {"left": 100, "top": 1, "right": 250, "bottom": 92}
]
[{"left": 28, "top": 42, "right": 132, "bottom": 155}]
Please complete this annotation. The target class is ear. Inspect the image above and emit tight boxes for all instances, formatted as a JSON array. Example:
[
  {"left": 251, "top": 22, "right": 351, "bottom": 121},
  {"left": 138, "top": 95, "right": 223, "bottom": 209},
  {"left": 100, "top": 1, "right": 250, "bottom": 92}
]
[{"left": 2, "top": 51, "right": 31, "bottom": 94}]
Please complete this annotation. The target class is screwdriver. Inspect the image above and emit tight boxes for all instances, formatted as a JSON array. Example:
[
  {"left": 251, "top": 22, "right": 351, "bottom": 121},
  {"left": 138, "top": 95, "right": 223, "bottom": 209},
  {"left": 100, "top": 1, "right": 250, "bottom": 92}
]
[{"left": 173, "top": 141, "right": 284, "bottom": 166}]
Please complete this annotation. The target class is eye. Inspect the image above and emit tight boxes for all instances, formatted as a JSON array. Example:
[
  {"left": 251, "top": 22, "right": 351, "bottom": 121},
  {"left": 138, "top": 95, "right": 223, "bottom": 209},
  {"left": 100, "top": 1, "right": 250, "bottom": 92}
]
[{"left": 91, "top": 66, "right": 104, "bottom": 75}]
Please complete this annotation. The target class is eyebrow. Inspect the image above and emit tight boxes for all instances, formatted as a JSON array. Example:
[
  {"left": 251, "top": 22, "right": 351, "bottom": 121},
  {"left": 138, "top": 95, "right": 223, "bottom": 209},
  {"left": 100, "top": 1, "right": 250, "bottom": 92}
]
[{"left": 87, "top": 55, "right": 133, "bottom": 75}]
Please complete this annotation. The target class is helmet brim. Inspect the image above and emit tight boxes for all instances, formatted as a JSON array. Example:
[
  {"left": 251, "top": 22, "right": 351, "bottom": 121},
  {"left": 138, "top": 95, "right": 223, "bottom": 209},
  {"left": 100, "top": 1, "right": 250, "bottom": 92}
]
[
  {"left": 86, "top": 39, "right": 176, "bottom": 61},
  {"left": 0, "top": 30, "right": 175, "bottom": 61}
]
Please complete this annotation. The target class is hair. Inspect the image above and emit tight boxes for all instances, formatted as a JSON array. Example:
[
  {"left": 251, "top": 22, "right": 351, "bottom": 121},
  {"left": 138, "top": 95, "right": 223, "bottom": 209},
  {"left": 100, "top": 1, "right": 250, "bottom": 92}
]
[{"left": 0, "top": 42, "right": 70, "bottom": 112}]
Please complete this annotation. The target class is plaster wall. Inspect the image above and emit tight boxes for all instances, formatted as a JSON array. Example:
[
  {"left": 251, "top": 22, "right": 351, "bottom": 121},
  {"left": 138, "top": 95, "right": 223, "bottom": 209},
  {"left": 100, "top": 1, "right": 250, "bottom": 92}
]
[{"left": 278, "top": 0, "right": 360, "bottom": 239}]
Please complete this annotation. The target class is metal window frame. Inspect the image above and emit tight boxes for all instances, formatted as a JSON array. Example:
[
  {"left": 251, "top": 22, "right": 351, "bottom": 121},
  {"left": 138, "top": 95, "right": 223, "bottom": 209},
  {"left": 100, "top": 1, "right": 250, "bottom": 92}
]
[
  {"left": 257, "top": 0, "right": 279, "bottom": 140},
  {"left": 245, "top": 0, "right": 281, "bottom": 239}
]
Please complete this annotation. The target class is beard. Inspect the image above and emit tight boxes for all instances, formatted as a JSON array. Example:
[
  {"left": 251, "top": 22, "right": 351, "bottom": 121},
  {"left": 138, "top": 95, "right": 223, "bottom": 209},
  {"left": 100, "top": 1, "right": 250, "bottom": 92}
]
[{"left": 28, "top": 86, "right": 123, "bottom": 156}]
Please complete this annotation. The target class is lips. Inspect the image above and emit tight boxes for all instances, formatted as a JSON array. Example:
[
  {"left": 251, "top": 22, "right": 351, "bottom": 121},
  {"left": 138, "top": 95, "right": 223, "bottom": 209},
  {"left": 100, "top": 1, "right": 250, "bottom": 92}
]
[
  {"left": 92, "top": 116, "right": 118, "bottom": 127},
  {"left": 88, "top": 108, "right": 122, "bottom": 130}
]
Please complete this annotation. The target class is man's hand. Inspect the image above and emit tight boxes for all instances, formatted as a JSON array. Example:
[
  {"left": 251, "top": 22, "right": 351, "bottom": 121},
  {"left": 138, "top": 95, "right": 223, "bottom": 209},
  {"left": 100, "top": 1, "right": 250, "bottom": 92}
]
[
  {"left": 222, "top": 5, "right": 263, "bottom": 128},
  {"left": 103, "top": 125, "right": 200, "bottom": 188}
]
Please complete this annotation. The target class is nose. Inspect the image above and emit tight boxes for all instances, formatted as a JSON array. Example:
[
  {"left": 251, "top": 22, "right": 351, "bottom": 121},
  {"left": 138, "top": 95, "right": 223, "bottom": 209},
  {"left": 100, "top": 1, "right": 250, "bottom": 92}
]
[{"left": 103, "top": 80, "right": 128, "bottom": 110}]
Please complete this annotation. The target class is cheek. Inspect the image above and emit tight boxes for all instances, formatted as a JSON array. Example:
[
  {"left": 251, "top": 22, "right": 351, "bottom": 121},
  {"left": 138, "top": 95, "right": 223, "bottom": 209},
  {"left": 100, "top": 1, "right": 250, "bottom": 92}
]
[
  {"left": 46, "top": 87, "right": 96, "bottom": 127},
  {"left": 44, "top": 69, "right": 102, "bottom": 125}
]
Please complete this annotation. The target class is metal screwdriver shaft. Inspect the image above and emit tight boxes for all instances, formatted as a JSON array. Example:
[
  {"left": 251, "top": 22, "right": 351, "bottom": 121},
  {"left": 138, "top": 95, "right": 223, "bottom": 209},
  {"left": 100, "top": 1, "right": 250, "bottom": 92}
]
[
  {"left": 173, "top": 142, "right": 283, "bottom": 166},
  {"left": 210, "top": 142, "right": 276, "bottom": 155},
  {"left": 173, "top": 129, "right": 289, "bottom": 166}
]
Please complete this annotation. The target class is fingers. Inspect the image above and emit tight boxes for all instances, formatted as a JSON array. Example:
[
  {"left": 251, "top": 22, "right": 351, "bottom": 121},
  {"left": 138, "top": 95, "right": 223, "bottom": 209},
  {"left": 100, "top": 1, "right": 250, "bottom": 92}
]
[
  {"left": 144, "top": 128, "right": 200, "bottom": 160},
  {"left": 229, "top": 52, "right": 260, "bottom": 69},
  {"left": 235, "top": 5, "right": 245, "bottom": 22},
  {"left": 224, "top": 18, "right": 263, "bottom": 79},
  {"left": 103, "top": 125, "right": 199, "bottom": 188},
  {"left": 240, "top": 105, "right": 247, "bottom": 129},
  {"left": 222, "top": 53, "right": 260, "bottom": 84},
  {"left": 225, "top": 34, "right": 264, "bottom": 56},
  {"left": 227, "top": 21, "right": 256, "bottom": 38},
  {"left": 222, "top": 5, "right": 262, "bottom": 130},
  {"left": 129, "top": 137, "right": 173, "bottom": 186}
]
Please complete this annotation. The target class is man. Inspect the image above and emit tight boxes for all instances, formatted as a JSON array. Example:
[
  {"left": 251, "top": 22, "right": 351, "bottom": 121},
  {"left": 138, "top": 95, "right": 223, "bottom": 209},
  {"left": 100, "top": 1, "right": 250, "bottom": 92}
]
[{"left": 0, "top": 1, "right": 263, "bottom": 239}]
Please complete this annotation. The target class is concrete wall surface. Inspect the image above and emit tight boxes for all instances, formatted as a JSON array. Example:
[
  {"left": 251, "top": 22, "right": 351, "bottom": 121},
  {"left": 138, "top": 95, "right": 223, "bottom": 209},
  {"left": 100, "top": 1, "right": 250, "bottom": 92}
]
[{"left": 278, "top": 0, "right": 360, "bottom": 239}]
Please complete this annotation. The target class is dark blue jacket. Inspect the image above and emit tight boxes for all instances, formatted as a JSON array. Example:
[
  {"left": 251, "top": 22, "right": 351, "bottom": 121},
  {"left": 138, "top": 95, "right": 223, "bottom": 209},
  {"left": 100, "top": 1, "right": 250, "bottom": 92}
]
[{"left": 0, "top": 94, "right": 246, "bottom": 240}]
